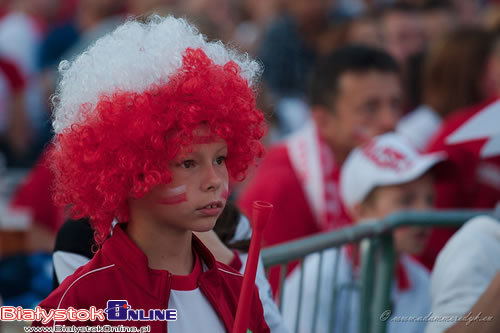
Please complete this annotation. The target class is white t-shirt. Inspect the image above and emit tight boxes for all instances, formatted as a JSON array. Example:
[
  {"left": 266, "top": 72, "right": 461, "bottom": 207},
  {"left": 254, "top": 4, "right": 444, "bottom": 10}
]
[
  {"left": 282, "top": 247, "right": 430, "bottom": 333},
  {"left": 425, "top": 215, "right": 500, "bottom": 333},
  {"left": 167, "top": 251, "right": 226, "bottom": 333}
]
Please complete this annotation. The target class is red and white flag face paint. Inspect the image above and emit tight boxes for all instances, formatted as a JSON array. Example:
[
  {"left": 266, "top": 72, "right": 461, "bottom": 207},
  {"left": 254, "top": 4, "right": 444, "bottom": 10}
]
[
  {"left": 158, "top": 185, "right": 188, "bottom": 205},
  {"left": 158, "top": 182, "right": 229, "bottom": 205}
]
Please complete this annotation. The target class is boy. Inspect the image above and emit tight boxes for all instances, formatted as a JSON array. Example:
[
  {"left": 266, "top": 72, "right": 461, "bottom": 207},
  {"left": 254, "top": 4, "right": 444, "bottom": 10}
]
[
  {"left": 282, "top": 133, "right": 444, "bottom": 333},
  {"left": 51, "top": 204, "right": 288, "bottom": 333},
  {"left": 33, "top": 15, "right": 269, "bottom": 332}
]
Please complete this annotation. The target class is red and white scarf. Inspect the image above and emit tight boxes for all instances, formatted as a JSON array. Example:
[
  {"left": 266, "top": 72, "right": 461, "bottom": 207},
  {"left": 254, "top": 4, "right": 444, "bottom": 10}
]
[{"left": 285, "top": 121, "right": 351, "bottom": 231}]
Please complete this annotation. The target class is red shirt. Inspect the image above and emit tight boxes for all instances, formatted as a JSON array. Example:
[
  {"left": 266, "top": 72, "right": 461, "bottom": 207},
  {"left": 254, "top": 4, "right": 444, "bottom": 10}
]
[
  {"left": 10, "top": 150, "right": 64, "bottom": 233},
  {"left": 33, "top": 227, "right": 269, "bottom": 332},
  {"left": 418, "top": 98, "right": 500, "bottom": 270},
  {"left": 0, "top": 57, "right": 25, "bottom": 92}
]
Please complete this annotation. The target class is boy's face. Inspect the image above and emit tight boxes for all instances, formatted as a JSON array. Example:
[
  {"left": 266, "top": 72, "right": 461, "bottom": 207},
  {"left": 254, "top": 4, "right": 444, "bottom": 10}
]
[
  {"left": 356, "top": 173, "right": 434, "bottom": 255},
  {"left": 129, "top": 136, "right": 229, "bottom": 233}
]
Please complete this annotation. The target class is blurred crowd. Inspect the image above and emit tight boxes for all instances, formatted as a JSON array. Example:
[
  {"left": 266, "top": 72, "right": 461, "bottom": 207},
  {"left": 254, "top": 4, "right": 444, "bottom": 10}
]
[{"left": 0, "top": 0, "right": 499, "bottom": 331}]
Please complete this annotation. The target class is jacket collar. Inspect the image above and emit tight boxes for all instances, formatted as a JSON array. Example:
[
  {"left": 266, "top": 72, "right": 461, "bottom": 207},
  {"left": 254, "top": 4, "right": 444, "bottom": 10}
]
[{"left": 101, "top": 224, "right": 219, "bottom": 297}]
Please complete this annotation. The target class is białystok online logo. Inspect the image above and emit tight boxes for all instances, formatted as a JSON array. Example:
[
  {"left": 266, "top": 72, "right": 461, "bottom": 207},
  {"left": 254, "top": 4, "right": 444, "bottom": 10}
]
[
  {"left": 104, "top": 301, "right": 176, "bottom": 321},
  {"left": 0, "top": 301, "right": 177, "bottom": 324}
]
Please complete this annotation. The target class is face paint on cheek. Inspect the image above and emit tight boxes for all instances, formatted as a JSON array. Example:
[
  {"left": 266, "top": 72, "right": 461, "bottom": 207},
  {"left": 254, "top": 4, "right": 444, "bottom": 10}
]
[
  {"left": 158, "top": 185, "right": 187, "bottom": 205},
  {"left": 221, "top": 182, "right": 230, "bottom": 200}
]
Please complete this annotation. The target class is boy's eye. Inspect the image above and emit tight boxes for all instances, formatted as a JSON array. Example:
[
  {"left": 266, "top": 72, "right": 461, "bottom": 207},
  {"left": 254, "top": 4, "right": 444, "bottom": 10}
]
[
  {"left": 215, "top": 156, "right": 226, "bottom": 165},
  {"left": 181, "top": 160, "right": 196, "bottom": 169}
]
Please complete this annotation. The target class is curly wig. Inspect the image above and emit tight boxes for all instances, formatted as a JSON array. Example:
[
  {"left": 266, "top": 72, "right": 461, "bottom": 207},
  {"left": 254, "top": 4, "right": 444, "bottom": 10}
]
[{"left": 50, "top": 16, "right": 265, "bottom": 243}]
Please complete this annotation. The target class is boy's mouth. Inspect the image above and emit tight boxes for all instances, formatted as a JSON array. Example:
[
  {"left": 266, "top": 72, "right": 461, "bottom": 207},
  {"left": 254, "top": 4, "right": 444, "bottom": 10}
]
[
  {"left": 196, "top": 201, "right": 224, "bottom": 216},
  {"left": 198, "top": 201, "right": 223, "bottom": 209}
]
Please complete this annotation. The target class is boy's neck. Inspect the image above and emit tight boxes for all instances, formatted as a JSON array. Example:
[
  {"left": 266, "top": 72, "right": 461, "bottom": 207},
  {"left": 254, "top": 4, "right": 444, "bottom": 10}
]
[{"left": 125, "top": 218, "right": 194, "bottom": 276}]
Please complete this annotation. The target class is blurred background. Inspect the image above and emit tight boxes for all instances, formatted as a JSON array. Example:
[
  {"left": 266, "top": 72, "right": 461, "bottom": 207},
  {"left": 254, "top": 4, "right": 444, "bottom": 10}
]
[{"left": 0, "top": 0, "right": 500, "bottom": 330}]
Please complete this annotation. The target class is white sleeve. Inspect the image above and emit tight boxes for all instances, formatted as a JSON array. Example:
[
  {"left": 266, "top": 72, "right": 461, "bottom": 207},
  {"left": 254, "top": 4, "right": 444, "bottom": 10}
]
[
  {"left": 425, "top": 216, "right": 500, "bottom": 333},
  {"left": 53, "top": 250, "right": 91, "bottom": 285},
  {"left": 229, "top": 214, "right": 252, "bottom": 243}
]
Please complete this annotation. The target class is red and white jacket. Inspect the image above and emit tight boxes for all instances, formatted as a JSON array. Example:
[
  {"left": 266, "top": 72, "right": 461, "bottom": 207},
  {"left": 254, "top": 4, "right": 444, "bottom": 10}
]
[{"left": 33, "top": 225, "right": 270, "bottom": 332}]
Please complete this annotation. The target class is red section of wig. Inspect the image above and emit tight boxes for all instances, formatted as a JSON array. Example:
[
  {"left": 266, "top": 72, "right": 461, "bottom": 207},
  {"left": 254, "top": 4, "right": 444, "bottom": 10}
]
[{"left": 50, "top": 48, "right": 266, "bottom": 244}]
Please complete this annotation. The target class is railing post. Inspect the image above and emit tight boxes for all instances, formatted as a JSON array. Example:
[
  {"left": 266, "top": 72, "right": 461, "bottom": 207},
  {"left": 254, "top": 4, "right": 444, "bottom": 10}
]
[
  {"left": 359, "top": 238, "right": 377, "bottom": 333},
  {"left": 371, "top": 234, "right": 395, "bottom": 333}
]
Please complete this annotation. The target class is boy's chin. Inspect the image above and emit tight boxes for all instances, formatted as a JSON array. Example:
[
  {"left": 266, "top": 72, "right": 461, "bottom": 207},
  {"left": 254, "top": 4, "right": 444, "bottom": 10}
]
[{"left": 191, "top": 217, "right": 218, "bottom": 233}]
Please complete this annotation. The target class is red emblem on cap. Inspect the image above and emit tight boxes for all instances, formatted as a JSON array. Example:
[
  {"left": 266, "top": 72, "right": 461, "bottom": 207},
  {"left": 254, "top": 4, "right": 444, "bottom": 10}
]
[{"left": 362, "top": 142, "right": 413, "bottom": 171}]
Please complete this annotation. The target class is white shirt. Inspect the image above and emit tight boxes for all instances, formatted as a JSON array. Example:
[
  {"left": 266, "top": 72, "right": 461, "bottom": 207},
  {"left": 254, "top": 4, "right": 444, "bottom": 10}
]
[
  {"left": 426, "top": 215, "right": 500, "bottom": 333},
  {"left": 167, "top": 253, "right": 225, "bottom": 333},
  {"left": 282, "top": 247, "right": 430, "bottom": 333}
]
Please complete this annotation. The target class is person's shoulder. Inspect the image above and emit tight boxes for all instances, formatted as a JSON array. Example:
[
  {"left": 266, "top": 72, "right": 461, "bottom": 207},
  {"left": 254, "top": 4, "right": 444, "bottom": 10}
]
[
  {"left": 443, "top": 215, "right": 500, "bottom": 256},
  {"left": 427, "top": 98, "right": 497, "bottom": 152},
  {"left": 41, "top": 253, "right": 117, "bottom": 309},
  {"left": 260, "top": 143, "right": 291, "bottom": 165},
  {"left": 432, "top": 215, "right": 500, "bottom": 289},
  {"left": 460, "top": 215, "right": 500, "bottom": 236}
]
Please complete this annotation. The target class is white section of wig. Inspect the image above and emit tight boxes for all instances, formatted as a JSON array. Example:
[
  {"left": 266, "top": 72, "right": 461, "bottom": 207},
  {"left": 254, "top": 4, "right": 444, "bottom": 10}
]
[{"left": 52, "top": 15, "right": 262, "bottom": 134}]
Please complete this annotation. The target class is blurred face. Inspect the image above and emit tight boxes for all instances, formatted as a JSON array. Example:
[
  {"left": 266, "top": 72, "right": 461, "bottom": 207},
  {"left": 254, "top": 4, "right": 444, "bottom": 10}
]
[
  {"left": 287, "top": 0, "right": 331, "bottom": 26},
  {"left": 356, "top": 173, "right": 434, "bottom": 255},
  {"left": 423, "top": 10, "right": 456, "bottom": 44},
  {"left": 129, "top": 136, "right": 229, "bottom": 233},
  {"left": 382, "top": 12, "right": 425, "bottom": 65},
  {"left": 347, "top": 20, "right": 383, "bottom": 49},
  {"left": 82, "top": 0, "right": 124, "bottom": 17},
  {"left": 316, "top": 70, "right": 402, "bottom": 161}
]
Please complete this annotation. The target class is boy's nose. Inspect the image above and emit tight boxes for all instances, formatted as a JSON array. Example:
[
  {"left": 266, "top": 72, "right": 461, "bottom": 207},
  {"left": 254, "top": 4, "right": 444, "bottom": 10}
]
[{"left": 202, "top": 165, "right": 223, "bottom": 191}]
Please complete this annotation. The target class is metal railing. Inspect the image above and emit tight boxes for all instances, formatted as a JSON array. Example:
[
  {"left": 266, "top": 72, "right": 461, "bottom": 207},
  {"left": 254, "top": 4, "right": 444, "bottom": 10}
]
[{"left": 261, "top": 210, "right": 492, "bottom": 333}]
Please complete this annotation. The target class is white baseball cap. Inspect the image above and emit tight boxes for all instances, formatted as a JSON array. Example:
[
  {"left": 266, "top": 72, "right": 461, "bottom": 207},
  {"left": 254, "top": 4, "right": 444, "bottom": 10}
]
[{"left": 340, "top": 133, "right": 445, "bottom": 209}]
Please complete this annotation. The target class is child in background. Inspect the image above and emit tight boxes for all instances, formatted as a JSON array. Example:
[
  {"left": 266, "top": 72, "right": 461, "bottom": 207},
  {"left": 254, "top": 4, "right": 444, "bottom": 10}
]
[
  {"left": 33, "top": 15, "right": 269, "bottom": 332},
  {"left": 282, "top": 133, "right": 444, "bottom": 333}
]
